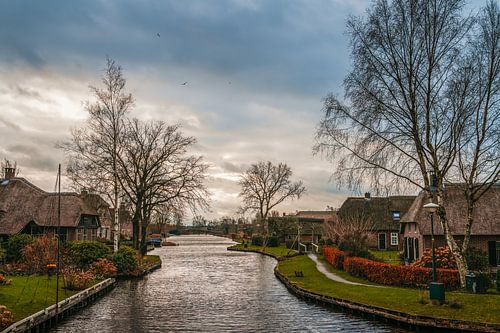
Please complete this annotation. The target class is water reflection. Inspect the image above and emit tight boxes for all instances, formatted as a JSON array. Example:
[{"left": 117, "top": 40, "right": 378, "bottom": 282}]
[{"left": 54, "top": 235, "right": 407, "bottom": 332}]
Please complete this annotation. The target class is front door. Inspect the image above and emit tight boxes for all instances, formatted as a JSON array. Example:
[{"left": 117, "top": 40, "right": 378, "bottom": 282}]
[{"left": 378, "top": 233, "right": 386, "bottom": 250}]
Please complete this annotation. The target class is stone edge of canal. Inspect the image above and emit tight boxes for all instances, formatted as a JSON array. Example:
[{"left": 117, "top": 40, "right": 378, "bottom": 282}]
[{"left": 227, "top": 246, "right": 499, "bottom": 333}]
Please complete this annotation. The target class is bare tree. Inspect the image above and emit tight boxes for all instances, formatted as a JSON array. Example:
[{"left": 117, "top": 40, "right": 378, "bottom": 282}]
[
  {"left": 238, "top": 161, "right": 306, "bottom": 239},
  {"left": 450, "top": 1, "right": 500, "bottom": 254},
  {"left": 60, "top": 58, "right": 132, "bottom": 252},
  {"left": 313, "top": 0, "right": 490, "bottom": 285},
  {"left": 324, "top": 213, "right": 374, "bottom": 257},
  {"left": 117, "top": 118, "right": 210, "bottom": 254}
]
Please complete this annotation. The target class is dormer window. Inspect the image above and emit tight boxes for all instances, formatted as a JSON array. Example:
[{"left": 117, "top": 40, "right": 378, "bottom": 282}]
[{"left": 392, "top": 211, "right": 401, "bottom": 221}]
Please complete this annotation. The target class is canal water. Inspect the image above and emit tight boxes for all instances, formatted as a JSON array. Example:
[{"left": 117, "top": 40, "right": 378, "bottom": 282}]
[{"left": 54, "top": 235, "right": 407, "bottom": 332}]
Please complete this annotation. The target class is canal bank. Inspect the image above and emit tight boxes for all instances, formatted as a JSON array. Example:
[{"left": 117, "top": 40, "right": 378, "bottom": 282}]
[
  {"left": 228, "top": 245, "right": 500, "bottom": 332},
  {"left": 53, "top": 235, "right": 403, "bottom": 332}
]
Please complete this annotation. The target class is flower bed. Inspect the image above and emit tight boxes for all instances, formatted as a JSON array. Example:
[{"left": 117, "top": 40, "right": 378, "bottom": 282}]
[
  {"left": 343, "top": 256, "right": 460, "bottom": 290},
  {"left": 323, "top": 246, "right": 345, "bottom": 270}
]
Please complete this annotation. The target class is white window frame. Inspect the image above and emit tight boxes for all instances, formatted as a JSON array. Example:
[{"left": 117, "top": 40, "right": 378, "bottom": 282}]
[{"left": 390, "top": 232, "right": 399, "bottom": 246}]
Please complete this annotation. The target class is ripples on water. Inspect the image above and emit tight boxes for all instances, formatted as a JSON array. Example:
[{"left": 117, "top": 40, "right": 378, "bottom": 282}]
[{"left": 54, "top": 235, "right": 407, "bottom": 332}]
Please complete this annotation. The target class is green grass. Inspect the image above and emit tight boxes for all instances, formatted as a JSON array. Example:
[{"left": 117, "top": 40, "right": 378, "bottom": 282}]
[
  {"left": 369, "top": 250, "right": 402, "bottom": 265},
  {"left": 278, "top": 255, "right": 500, "bottom": 325},
  {"left": 231, "top": 244, "right": 297, "bottom": 258},
  {"left": 142, "top": 255, "right": 161, "bottom": 267},
  {"left": 0, "top": 275, "right": 78, "bottom": 321}
]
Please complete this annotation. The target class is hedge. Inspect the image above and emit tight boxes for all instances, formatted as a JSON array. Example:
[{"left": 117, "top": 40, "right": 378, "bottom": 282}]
[
  {"left": 323, "top": 246, "right": 345, "bottom": 270},
  {"left": 343, "top": 256, "right": 460, "bottom": 290}
]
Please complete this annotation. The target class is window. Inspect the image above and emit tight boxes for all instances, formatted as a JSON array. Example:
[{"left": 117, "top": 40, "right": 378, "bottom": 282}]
[
  {"left": 391, "top": 232, "right": 398, "bottom": 246},
  {"left": 392, "top": 211, "right": 401, "bottom": 221},
  {"left": 76, "top": 228, "right": 85, "bottom": 240}
]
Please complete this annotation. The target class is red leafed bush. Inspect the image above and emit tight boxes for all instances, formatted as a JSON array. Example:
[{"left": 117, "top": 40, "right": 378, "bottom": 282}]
[
  {"left": 343, "top": 256, "right": 460, "bottom": 290},
  {"left": 413, "top": 246, "right": 456, "bottom": 269},
  {"left": 323, "top": 246, "right": 345, "bottom": 270},
  {"left": 21, "top": 236, "right": 58, "bottom": 274},
  {"left": 90, "top": 258, "right": 117, "bottom": 279},
  {"left": 0, "top": 274, "right": 11, "bottom": 286},
  {"left": 0, "top": 305, "right": 13, "bottom": 330},
  {"left": 62, "top": 267, "right": 95, "bottom": 290}
]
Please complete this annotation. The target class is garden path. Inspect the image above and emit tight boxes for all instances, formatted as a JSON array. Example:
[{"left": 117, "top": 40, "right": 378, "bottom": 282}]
[{"left": 308, "top": 254, "right": 384, "bottom": 287}]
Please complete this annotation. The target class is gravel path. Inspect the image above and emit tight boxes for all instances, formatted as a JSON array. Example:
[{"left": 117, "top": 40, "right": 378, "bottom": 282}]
[{"left": 308, "top": 253, "right": 383, "bottom": 287}]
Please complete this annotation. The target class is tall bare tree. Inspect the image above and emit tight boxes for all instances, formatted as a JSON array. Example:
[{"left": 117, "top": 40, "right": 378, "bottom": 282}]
[
  {"left": 61, "top": 58, "right": 133, "bottom": 252},
  {"left": 238, "top": 161, "right": 306, "bottom": 239},
  {"left": 117, "top": 119, "right": 209, "bottom": 254},
  {"left": 450, "top": 1, "right": 500, "bottom": 254},
  {"left": 313, "top": 0, "right": 500, "bottom": 285}
]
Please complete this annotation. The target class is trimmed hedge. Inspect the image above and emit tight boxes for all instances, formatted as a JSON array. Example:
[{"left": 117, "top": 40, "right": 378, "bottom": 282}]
[
  {"left": 68, "top": 241, "right": 112, "bottom": 268},
  {"left": 343, "top": 256, "right": 460, "bottom": 290},
  {"left": 323, "top": 246, "right": 345, "bottom": 270}
]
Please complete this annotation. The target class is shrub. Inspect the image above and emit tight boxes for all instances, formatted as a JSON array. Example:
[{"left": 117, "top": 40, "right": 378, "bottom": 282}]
[
  {"left": 6, "top": 235, "right": 33, "bottom": 263},
  {"left": 62, "top": 267, "right": 95, "bottom": 290},
  {"left": 89, "top": 258, "right": 117, "bottom": 279},
  {"left": 267, "top": 236, "right": 279, "bottom": 247},
  {"left": 0, "top": 305, "right": 13, "bottom": 330},
  {"left": 68, "top": 241, "right": 111, "bottom": 268},
  {"left": 21, "top": 236, "right": 58, "bottom": 274},
  {"left": 338, "top": 234, "right": 373, "bottom": 259},
  {"left": 0, "top": 274, "right": 11, "bottom": 286},
  {"left": 474, "top": 272, "right": 491, "bottom": 294},
  {"left": 111, "top": 246, "right": 138, "bottom": 275},
  {"left": 464, "top": 247, "right": 489, "bottom": 271},
  {"left": 413, "top": 246, "right": 456, "bottom": 269},
  {"left": 344, "top": 256, "right": 460, "bottom": 290},
  {"left": 251, "top": 236, "right": 264, "bottom": 246},
  {"left": 323, "top": 246, "right": 345, "bottom": 270}
]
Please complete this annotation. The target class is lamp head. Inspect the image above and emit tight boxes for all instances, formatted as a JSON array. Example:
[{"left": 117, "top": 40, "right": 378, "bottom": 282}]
[{"left": 423, "top": 202, "right": 439, "bottom": 214}]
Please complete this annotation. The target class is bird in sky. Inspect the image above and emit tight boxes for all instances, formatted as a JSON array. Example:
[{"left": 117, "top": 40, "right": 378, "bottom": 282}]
[
  {"left": 157, "top": 33, "right": 161, "bottom": 38},
  {"left": 181, "top": 82, "right": 188, "bottom": 86}
]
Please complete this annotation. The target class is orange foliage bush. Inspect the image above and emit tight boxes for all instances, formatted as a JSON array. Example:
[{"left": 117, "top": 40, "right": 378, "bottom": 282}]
[
  {"left": 0, "top": 306, "right": 13, "bottom": 330},
  {"left": 323, "top": 246, "right": 345, "bottom": 270},
  {"left": 90, "top": 258, "right": 117, "bottom": 279},
  {"left": 62, "top": 267, "right": 95, "bottom": 290},
  {"left": 343, "top": 256, "right": 460, "bottom": 290},
  {"left": 21, "top": 236, "right": 58, "bottom": 274},
  {"left": 413, "top": 246, "right": 456, "bottom": 269}
]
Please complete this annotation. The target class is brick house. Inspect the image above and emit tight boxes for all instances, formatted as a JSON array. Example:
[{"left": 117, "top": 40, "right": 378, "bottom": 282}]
[
  {"left": 0, "top": 173, "right": 100, "bottom": 241},
  {"left": 337, "top": 193, "right": 416, "bottom": 250},
  {"left": 400, "top": 184, "right": 500, "bottom": 266}
]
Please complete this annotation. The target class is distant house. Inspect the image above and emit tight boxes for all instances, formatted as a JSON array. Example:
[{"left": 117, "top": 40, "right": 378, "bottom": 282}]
[
  {"left": 0, "top": 171, "right": 100, "bottom": 241},
  {"left": 400, "top": 184, "right": 500, "bottom": 266},
  {"left": 337, "top": 193, "right": 416, "bottom": 251}
]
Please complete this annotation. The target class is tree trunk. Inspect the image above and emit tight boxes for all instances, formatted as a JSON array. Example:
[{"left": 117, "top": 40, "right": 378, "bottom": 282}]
[
  {"left": 113, "top": 176, "right": 120, "bottom": 253},
  {"left": 140, "top": 223, "right": 148, "bottom": 256}
]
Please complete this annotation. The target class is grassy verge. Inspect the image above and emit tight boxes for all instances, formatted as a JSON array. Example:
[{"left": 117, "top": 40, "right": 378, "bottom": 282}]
[
  {"left": 142, "top": 255, "right": 161, "bottom": 268},
  {"left": 0, "top": 276, "right": 78, "bottom": 321},
  {"left": 278, "top": 255, "right": 499, "bottom": 324},
  {"left": 369, "top": 250, "right": 402, "bottom": 265},
  {"left": 230, "top": 244, "right": 297, "bottom": 258}
]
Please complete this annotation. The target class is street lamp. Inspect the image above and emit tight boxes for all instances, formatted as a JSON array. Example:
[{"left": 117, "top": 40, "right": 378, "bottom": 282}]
[{"left": 423, "top": 201, "right": 445, "bottom": 302}]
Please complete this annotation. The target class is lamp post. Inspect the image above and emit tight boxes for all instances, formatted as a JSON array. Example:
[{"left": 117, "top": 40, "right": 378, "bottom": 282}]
[{"left": 423, "top": 202, "right": 445, "bottom": 302}]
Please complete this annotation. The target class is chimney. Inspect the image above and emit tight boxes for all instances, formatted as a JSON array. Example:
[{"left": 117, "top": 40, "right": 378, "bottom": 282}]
[
  {"left": 364, "top": 192, "right": 371, "bottom": 200},
  {"left": 4, "top": 167, "right": 15, "bottom": 180}
]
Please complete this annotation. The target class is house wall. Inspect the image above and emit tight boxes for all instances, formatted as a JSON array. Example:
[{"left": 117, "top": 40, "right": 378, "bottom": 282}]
[
  {"left": 368, "top": 231, "right": 401, "bottom": 250},
  {"left": 422, "top": 235, "right": 500, "bottom": 264}
]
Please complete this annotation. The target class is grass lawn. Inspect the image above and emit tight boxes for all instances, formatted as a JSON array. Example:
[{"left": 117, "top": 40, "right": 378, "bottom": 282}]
[
  {"left": 278, "top": 255, "right": 500, "bottom": 325},
  {"left": 369, "top": 250, "right": 402, "bottom": 265},
  {"left": 231, "top": 244, "right": 297, "bottom": 258},
  {"left": 142, "top": 255, "right": 161, "bottom": 267},
  {"left": 0, "top": 275, "right": 78, "bottom": 321}
]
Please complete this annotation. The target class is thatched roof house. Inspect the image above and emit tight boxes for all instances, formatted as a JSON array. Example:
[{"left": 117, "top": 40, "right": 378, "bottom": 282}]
[
  {"left": 400, "top": 184, "right": 500, "bottom": 265},
  {"left": 0, "top": 176, "right": 101, "bottom": 241},
  {"left": 337, "top": 193, "right": 416, "bottom": 250}
]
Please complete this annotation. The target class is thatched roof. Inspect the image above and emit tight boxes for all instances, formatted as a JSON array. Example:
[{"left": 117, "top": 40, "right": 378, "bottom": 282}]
[
  {"left": 0, "top": 177, "right": 100, "bottom": 235},
  {"left": 401, "top": 184, "right": 500, "bottom": 236},
  {"left": 295, "top": 211, "right": 335, "bottom": 222},
  {"left": 338, "top": 195, "right": 416, "bottom": 231}
]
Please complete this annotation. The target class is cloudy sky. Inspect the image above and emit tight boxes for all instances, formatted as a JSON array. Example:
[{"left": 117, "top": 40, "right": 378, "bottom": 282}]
[{"left": 0, "top": 0, "right": 484, "bottom": 221}]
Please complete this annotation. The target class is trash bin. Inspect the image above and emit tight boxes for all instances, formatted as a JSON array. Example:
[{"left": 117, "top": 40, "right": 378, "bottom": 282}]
[
  {"left": 429, "top": 282, "right": 445, "bottom": 302},
  {"left": 465, "top": 272, "right": 476, "bottom": 293}
]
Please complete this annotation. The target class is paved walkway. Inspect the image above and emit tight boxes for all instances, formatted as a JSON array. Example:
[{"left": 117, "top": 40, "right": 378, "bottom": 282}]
[{"left": 307, "top": 253, "right": 383, "bottom": 287}]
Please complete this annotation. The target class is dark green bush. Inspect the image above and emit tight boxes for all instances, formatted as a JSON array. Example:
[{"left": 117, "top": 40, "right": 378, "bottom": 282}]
[
  {"left": 475, "top": 272, "right": 491, "bottom": 294},
  {"left": 68, "top": 241, "right": 112, "bottom": 268},
  {"left": 465, "top": 247, "right": 489, "bottom": 271},
  {"left": 111, "top": 246, "right": 138, "bottom": 275},
  {"left": 251, "top": 235, "right": 264, "bottom": 246},
  {"left": 267, "top": 236, "right": 279, "bottom": 247},
  {"left": 6, "top": 234, "right": 33, "bottom": 262}
]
